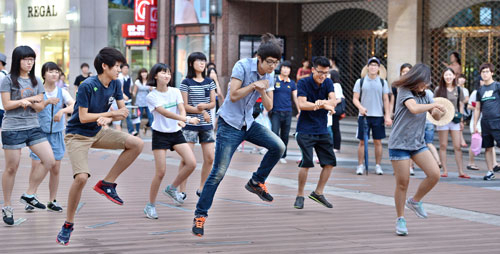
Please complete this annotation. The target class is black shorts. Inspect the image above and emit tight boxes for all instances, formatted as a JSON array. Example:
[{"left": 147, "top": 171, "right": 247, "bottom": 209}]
[
  {"left": 357, "top": 116, "right": 386, "bottom": 140},
  {"left": 152, "top": 130, "right": 187, "bottom": 151},
  {"left": 481, "top": 118, "right": 500, "bottom": 148},
  {"left": 296, "top": 133, "right": 337, "bottom": 168}
]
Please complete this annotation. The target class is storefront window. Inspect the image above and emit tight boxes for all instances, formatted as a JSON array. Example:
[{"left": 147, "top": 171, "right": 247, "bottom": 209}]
[
  {"left": 127, "top": 46, "right": 157, "bottom": 77},
  {"left": 16, "top": 31, "right": 69, "bottom": 75},
  {"left": 175, "top": 34, "right": 210, "bottom": 87}
]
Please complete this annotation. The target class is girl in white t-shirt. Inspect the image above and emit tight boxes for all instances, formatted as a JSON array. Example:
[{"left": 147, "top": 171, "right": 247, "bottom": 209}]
[{"left": 144, "top": 63, "right": 200, "bottom": 219}]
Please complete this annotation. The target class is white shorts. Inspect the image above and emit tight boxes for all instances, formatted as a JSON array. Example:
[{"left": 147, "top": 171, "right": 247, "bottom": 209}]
[
  {"left": 436, "top": 121, "right": 461, "bottom": 131},
  {"left": 470, "top": 113, "right": 482, "bottom": 133}
]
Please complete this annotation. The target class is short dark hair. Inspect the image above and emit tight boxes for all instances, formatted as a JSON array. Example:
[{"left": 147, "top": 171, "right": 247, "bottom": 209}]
[
  {"left": 207, "top": 67, "right": 217, "bottom": 77},
  {"left": 256, "top": 33, "right": 282, "bottom": 60},
  {"left": 120, "top": 63, "right": 129, "bottom": 68},
  {"left": 147, "top": 63, "right": 172, "bottom": 87},
  {"left": 313, "top": 56, "right": 331, "bottom": 68},
  {"left": 41, "top": 62, "right": 61, "bottom": 81},
  {"left": 329, "top": 70, "right": 341, "bottom": 83},
  {"left": 187, "top": 52, "right": 207, "bottom": 79},
  {"left": 279, "top": 60, "right": 292, "bottom": 72},
  {"left": 93, "top": 47, "right": 126, "bottom": 74},
  {"left": 207, "top": 62, "right": 216, "bottom": 69},
  {"left": 80, "top": 63, "right": 89, "bottom": 69},
  {"left": 480, "top": 63, "right": 494, "bottom": 73},
  {"left": 10, "top": 45, "right": 38, "bottom": 88},
  {"left": 400, "top": 63, "right": 412, "bottom": 75}
]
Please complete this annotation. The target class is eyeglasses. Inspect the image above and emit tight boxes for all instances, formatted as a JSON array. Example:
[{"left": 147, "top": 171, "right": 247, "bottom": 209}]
[
  {"left": 22, "top": 58, "right": 35, "bottom": 63},
  {"left": 314, "top": 70, "right": 329, "bottom": 76},
  {"left": 265, "top": 59, "right": 280, "bottom": 66}
]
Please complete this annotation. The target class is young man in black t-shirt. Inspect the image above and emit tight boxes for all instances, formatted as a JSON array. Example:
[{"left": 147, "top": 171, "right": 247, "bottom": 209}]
[
  {"left": 474, "top": 63, "right": 500, "bottom": 180},
  {"left": 73, "top": 63, "right": 90, "bottom": 87}
]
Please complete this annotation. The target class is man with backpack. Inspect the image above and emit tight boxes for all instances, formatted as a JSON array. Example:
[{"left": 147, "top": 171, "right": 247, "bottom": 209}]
[
  {"left": 473, "top": 63, "right": 500, "bottom": 180},
  {"left": 352, "top": 57, "right": 392, "bottom": 175}
]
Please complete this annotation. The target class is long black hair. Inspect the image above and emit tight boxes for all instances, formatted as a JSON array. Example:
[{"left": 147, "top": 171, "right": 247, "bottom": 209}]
[
  {"left": 450, "top": 51, "right": 461, "bottom": 65},
  {"left": 41, "top": 62, "right": 61, "bottom": 83},
  {"left": 392, "top": 63, "right": 431, "bottom": 93},
  {"left": 147, "top": 63, "right": 172, "bottom": 87},
  {"left": 436, "top": 67, "right": 457, "bottom": 98},
  {"left": 10, "top": 45, "right": 38, "bottom": 88},
  {"left": 187, "top": 52, "right": 207, "bottom": 79},
  {"left": 329, "top": 70, "right": 341, "bottom": 83},
  {"left": 400, "top": 63, "right": 412, "bottom": 75}
]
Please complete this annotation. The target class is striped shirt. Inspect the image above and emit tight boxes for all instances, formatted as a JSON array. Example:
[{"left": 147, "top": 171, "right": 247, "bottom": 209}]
[{"left": 179, "top": 77, "right": 216, "bottom": 130}]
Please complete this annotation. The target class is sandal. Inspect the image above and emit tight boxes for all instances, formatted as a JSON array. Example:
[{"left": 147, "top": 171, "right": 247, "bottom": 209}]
[
  {"left": 467, "top": 165, "right": 480, "bottom": 171},
  {"left": 441, "top": 173, "right": 448, "bottom": 177},
  {"left": 459, "top": 174, "right": 471, "bottom": 179}
]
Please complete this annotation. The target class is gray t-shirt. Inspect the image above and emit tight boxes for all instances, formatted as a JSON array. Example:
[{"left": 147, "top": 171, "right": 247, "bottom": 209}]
[
  {"left": 0, "top": 75, "right": 44, "bottom": 131},
  {"left": 389, "top": 87, "right": 434, "bottom": 151},
  {"left": 353, "top": 75, "right": 390, "bottom": 117}
]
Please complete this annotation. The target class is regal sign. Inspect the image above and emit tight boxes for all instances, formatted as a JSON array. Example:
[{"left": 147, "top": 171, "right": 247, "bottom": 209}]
[{"left": 121, "top": 24, "right": 146, "bottom": 38}]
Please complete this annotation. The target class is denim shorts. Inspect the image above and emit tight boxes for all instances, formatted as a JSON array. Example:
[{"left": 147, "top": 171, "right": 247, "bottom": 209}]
[
  {"left": 30, "top": 131, "right": 65, "bottom": 161},
  {"left": 389, "top": 146, "right": 428, "bottom": 161},
  {"left": 1, "top": 127, "right": 47, "bottom": 150},
  {"left": 424, "top": 123, "right": 435, "bottom": 144},
  {"left": 182, "top": 129, "right": 215, "bottom": 143}
]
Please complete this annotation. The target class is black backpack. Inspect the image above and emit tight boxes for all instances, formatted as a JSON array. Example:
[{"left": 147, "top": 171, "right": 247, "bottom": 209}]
[{"left": 358, "top": 76, "right": 386, "bottom": 103}]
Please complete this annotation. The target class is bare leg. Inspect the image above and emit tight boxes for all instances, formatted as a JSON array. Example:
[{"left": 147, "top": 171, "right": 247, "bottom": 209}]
[
  {"left": 427, "top": 143, "right": 441, "bottom": 166},
  {"left": 2, "top": 149, "right": 21, "bottom": 207},
  {"left": 103, "top": 136, "right": 144, "bottom": 183},
  {"left": 392, "top": 159, "right": 410, "bottom": 218},
  {"left": 297, "top": 167, "right": 309, "bottom": 197},
  {"left": 374, "top": 139, "right": 383, "bottom": 165},
  {"left": 438, "top": 130, "right": 449, "bottom": 174},
  {"left": 171, "top": 143, "right": 197, "bottom": 187},
  {"left": 199, "top": 142, "right": 215, "bottom": 191},
  {"left": 357, "top": 141, "right": 365, "bottom": 164},
  {"left": 485, "top": 147, "right": 495, "bottom": 171},
  {"left": 49, "top": 161, "right": 62, "bottom": 201},
  {"left": 66, "top": 173, "right": 88, "bottom": 223},
  {"left": 27, "top": 141, "right": 56, "bottom": 195},
  {"left": 468, "top": 146, "right": 476, "bottom": 167},
  {"left": 411, "top": 150, "right": 440, "bottom": 201},
  {"left": 178, "top": 143, "right": 195, "bottom": 193},
  {"left": 315, "top": 165, "right": 333, "bottom": 195},
  {"left": 450, "top": 130, "right": 464, "bottom": 175},
  {"left": 28, "top": 160, "right": 47, "bottom": 195},
  {"left": 150, "top": 149, "right": 166, "bottom": 204}
]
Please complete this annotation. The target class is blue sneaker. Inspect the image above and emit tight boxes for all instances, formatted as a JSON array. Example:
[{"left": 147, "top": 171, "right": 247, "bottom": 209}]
[
  {"left": 395, "top": 217, "right": 408, "bottom": 236},
  {"left": 406, "top": 197, "right": 428, "bottom": 218},
  {"left": 56, "top": 222, "right": 74, "bottom": 246},
  {"left": 93, "top": 180, "right": 123, "bottom": 205}
]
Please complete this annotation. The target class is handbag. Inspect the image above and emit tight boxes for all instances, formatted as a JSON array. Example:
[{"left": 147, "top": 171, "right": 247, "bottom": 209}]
[
  {"left": 334, "top": 98, "right": 346, "bottom": 116},
  {"left": 452, "top": 87, "right": 462, "bottom": 124}
]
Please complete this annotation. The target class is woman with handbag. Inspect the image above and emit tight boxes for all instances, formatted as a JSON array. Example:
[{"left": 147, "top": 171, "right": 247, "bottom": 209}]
[
  {"left": 434, "top": 68, "right": 470, "bottom": 178},
  {"left": 329, "top": 70, "right": 344, "bottom": 152}
]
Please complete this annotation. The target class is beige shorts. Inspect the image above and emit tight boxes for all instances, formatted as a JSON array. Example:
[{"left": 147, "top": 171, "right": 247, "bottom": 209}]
[{"left": 65, "top": 128, "right": 129, "bottom": 177}]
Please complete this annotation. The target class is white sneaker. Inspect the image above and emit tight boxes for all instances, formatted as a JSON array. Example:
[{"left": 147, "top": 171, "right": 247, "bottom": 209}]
[
  {"left": 410, "top": 167, "right": 415, "bottom": 176},
  {"left": 375, "top": 164, "right": 384, "bottom": 175},
  {"left": 251, "top": 147, "right": 258, "bottom": 154},
  {"left": 356, "top": 164, "right": 365, "bottom": 175},
  {"left": 279, "top": 158, "right": 287, "bottom": 164},
  {"left": 259, "top": 148, "right": 267, "bottom": 155}
]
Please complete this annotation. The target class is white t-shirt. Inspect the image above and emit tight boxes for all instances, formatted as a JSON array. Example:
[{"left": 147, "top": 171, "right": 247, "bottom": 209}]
[
  {"left": 45, "top": 86, "right": 74, "bottom": 105},
  {"left": 147, "top": 88, "right": 184, "bottom": 133},
  {"left": 333, "top": 82, "right": 344, "bottom": 99}
]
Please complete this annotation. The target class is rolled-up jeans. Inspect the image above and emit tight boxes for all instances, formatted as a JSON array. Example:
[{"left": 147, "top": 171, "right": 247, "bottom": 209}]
[{"left": 194, "top": 117, "right": 285, "bottom": 217}]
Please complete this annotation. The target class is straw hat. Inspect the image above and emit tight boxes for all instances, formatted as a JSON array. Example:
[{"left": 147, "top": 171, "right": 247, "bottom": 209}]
[
  {"left": 360, "top": 64, "right": 387, "bottom": 80},
  {"left": 426, "top": 97, "right": 455, "bottom": 126}
]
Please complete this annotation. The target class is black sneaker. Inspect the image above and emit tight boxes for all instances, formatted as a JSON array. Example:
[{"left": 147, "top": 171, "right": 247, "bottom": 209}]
[
  {"left": 192, "top": 216, "right": 206, "bottom": 237},
  {"left": 484, "top": 171, "right": 496, "bottom": 181},
  {"left": 493, "top": 165, "right": 500, "bottom": 173},
  {"left": 56, "top": 222, "right": 74, "bottom": 245},
  {"left": 244, "top": 180, "right": 273, "bottom": 202},
  {"left": 294, "top": 196, "right": 304, "bottom": 209},
  {"left": 20, "top": 194, "right": 46, "bottom": 209},
  {"left": 308, "top": 191, "right": 333, "bottom": 208},
  {"left": 25, "top": 205, "right": 35, "bottom": 212},
  {"left": 196, "top": 189, "right": 201, "bottom": 197},
  {"left": 93, "top": 180, "right": 123, "bottom": 205},
  {"left": 47, "top": 200, "right": 63, "bottom": 212},
  {"left": 2, "top": 207, "right": 14, "bottom": 226}
]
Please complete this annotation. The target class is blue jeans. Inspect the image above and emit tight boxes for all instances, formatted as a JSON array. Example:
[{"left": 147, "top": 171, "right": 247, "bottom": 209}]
[
  {"left": 125, "top": 102, "right": 134, "bottom": 134},
  {"left": 270, "top": 111, "right": 292, "bottom": 158},
  {"left": 136, "top": 106, "right": 153, "bottom": 131},
  {"left": 195, "top": 117, "right": 285, "bottom": 217}
]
